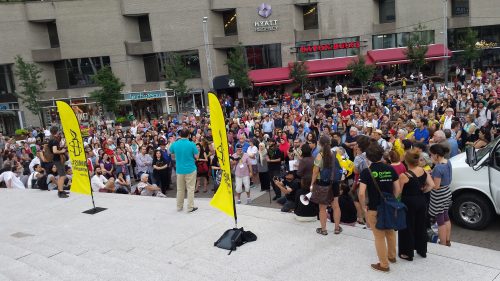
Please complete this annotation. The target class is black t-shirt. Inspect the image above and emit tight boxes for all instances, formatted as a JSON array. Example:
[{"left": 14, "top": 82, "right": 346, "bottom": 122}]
[
  {"left": 267, "top": 147, "right": 283, "bottom": 171},
  {"left": 283, "top": 179, "right": 299, "bottom": 201},
  {"left": 339, "top": 193, "right": 357, "bottom": 224},
  {"left": 48, "top": 138, "right": 60, "bottom": 162},
  {"left": 359, "top": 162, "right": 398, "bottom": 211}
]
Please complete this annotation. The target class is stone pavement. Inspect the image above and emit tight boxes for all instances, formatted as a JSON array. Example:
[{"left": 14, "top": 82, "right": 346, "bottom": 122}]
[{"left": 1, "top": 189, "right": 500, "bottom": 281}]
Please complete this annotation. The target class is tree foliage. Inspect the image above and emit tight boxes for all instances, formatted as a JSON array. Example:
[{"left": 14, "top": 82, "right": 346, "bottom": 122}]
[
  {"left": 347, "top": 55, "right": 375, "bottom": 94},
  {"left": 14, "top": 55, "right": 46, "bottom": 125},
  {"left": 404, "top": 23, "right": 429, "bottom": 80},
  {"left": 90, "top": 66, "right": 125, "bottom": 114},
  {"left": 165, "top": 53, "right": 192, "bottom": 97},
  {"left": 460, "top": 28, "right": 482, "bottom": 69},
  {"left": 226, "top": 43, "right": 251, "bottom": 91},
  {"left": 289, "top": 56, "right": 309, "bottom": 93}
]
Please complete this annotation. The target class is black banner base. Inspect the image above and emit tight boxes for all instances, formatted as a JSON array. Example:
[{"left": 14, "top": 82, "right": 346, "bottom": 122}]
[
  {"left": 214, "top": 227, "right": 257, "bottom": 255},
  {"left": 82, "top": 207, "right": 107, "bottom": 215}
]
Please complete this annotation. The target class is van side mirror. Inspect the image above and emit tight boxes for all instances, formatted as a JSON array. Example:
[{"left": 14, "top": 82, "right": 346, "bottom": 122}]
[{"left": 465, "top": 146, "right": 477, "bottom": 167}]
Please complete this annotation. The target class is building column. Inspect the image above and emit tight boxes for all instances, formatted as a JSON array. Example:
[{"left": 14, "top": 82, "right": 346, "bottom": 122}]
[{"left": 17, "top": 110, "right": 24, "bottom": 129}]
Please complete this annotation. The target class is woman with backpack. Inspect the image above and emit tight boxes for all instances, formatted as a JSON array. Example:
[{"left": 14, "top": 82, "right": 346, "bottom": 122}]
[
  {"left": 397, "top": 149, "right": 435, "bottom": 261},
  {"left": 309, "top": 135, "right": 342, "bottom": 236}
]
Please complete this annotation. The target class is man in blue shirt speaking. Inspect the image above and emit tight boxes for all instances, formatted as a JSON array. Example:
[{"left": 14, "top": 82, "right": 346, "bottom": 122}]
[
  {"left": 413, "top": 117, "right": 430, "bottom": 144},
  {"left": 169, "top": 128, "right": 199, "bottom": 213}
]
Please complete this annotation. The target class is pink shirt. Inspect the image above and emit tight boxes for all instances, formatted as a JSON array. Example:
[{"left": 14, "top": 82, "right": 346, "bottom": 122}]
[{"left": 232, "top": 153, "right": 252, "bottom": 177}]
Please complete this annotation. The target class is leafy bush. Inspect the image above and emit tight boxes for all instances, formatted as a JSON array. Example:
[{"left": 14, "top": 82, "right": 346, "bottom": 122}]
[
  {"left": 115, "top": 116, "right": 127, "bottom": 124},
  {"left": 15, "top": 129, "right": 28, "bottom": 136}
]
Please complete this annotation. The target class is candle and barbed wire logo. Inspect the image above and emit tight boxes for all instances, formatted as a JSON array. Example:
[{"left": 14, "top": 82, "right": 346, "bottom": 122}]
[{"left": 68, "top": 129, "right": 82, "bottom": 157}]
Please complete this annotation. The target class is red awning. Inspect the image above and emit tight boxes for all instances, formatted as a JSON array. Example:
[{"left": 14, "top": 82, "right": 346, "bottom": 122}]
[
  {"left": 249, "top": 67, "right": 292, "bottom": 86},
  {"left": 367, "top": 44, "right": 452, "bottom": 65},
  {"left": 299, "top": 56, "right": 356, "bottom": 78}
]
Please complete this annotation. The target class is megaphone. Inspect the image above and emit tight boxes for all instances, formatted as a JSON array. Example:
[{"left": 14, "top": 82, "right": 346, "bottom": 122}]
[{"left": 300, "top": 192, "right": 313, "bottom": 205}]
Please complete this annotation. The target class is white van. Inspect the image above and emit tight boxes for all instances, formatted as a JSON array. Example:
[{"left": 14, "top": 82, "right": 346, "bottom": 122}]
[{"left": 449, "top": 137, "right": 500, "bottom": 230}]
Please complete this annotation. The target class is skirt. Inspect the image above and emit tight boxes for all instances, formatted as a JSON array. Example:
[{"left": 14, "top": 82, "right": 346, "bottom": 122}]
[{"left": 428, "top": 185, "right": 452, "bottom": 217}]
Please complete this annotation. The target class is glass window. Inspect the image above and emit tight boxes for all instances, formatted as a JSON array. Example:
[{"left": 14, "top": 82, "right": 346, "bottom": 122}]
[
  {"left": 452, "top": 0, "right": 469, "bottom": 16},
  {"left": 296, "top": 37, "right": 360, "bottom": 60},
  {"left": 0, "top": 64, "right": 15, "bottom": 94},
  {"left": 54, "top": 56, "right": 111, "bottom": 89},
  {"left": 138, "top": 15, "right": 152, "bottom": 42},
  {"left": 372, "top": 33, "right": 396, "bottom": 49},
  {"left": 144, "top": 51, "right": 201, "bottom": 82},
  {"left": 397, "top": 32, "right": 410, "bottom": 47},
  {"left": 223, "top": 9, "right": 238, "bottom": 36},
  {"left": 245, "top": 44, "right": 282, "bottom": 69},
  {"left": 47, "top": 21, "right": 59, "bottom": 48},
  {"left": 319, "top": 39, "right": 334, "bottom": 59},
  {"left": 379, "top": 0, "right": 396, "bottom": 23},
  {"left": 303, "top": 4, "right": 318, "bottom": 30}
]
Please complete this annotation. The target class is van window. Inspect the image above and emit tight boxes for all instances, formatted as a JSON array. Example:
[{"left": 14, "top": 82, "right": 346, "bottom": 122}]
[
  {"left": 476, "top": 136, "right": 499, "bottom": 162},
  {"left": 493, "top": 143, "right": 500, "bottom": 172}
]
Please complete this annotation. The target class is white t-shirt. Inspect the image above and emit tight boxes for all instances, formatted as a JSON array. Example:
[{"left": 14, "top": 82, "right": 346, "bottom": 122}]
[
  {"left": 91, "top": 174, "right": 108, "bottom": 192},
  {"left": 246, "top": 145, "right": 258, "bottom": 165}
]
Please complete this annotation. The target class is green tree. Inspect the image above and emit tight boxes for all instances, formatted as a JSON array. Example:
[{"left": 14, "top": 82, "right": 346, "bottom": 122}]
[
  {"left": 289, "top": 55, "right": 309, "bottom": 95},
  {"left": 347, "top": 55, "right": 375, "bottom": 94},
  {"left": 165, "top": 53, "right": 193, "bottom": 98},
  {"left": 404, "top": 23, "right": 429, "bottom": 84},
  {"left": 460, "top": 28, "right": 482, "bottom": 70},
  {"left": 226, "top": 43, "right": 251, "bottom": 108},
  {"left": 14, "top": 55, "right": 46, "bottom": 126},
  {"left": 90, "top": 66, "right": 125, "bottom": 115}
]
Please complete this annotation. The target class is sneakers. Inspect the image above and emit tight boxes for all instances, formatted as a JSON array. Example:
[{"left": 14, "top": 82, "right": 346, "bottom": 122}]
[
  {"left": 237, "top": 200, "right": 241, "bottom": 204},
  {"left": 246, "top": 198, "right": 252, "bottom": 205},
  {"left": 58, "top": 191, "right": 68, "bottom": 198},
  {"left": 371, "top": 263, "right": 389, "bottom": 272},
  {"left": 188, "top": 207, "right": 198, "bottom": 213}
]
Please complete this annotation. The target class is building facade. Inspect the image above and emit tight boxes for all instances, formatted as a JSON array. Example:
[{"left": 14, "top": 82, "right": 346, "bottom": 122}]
[{"left": 0, "top": 0, "right": 498, "bottom": 133}]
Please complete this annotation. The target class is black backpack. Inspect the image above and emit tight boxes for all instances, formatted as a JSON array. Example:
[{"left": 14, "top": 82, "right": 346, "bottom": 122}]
[
  {"left": 214, "top": 227, "right": 257, "bottom": 255},
  {"left": 37, "top": 175, "right": 49, "bottom": 190}
]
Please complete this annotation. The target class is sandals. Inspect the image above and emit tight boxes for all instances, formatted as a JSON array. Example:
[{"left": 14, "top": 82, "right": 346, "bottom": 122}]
[
  {"left": 398, "top": 254, "right": 413, "bottom": 261},
  {"left": 316, "top": 228, "right": 328, "bottom": 236},
  {"left": 334, "top": 226, "right": 343, "bottom": 235}
]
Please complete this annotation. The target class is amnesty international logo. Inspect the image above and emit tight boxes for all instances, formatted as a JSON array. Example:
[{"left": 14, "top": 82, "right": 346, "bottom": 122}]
[{"left": 69, "top": 129, "right": 82, "bottom": 157}]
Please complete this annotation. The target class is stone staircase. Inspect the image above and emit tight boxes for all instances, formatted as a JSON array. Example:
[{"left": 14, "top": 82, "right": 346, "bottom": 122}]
[{"left": 1, "top": 189, "right": 500, "bottom": 281}]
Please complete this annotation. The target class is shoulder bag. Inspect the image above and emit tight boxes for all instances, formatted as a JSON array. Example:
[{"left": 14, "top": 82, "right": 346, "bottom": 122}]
[{"left": 368, "top": 166, "right": 407, "bottom": 231}]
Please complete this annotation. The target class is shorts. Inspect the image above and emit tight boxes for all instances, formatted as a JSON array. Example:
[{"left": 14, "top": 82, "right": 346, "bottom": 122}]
[
  {"left": 235, "top": 176, "right": 250, "bottom": 193},
  {"left": 54, "top": 161, "right": 65, "bottom": 177},
  {"left": 436, "top": 210, "right": 450, "bottom": 226},
  {"left": 331, "top": 181, "right": 340, "bottom": 198}
]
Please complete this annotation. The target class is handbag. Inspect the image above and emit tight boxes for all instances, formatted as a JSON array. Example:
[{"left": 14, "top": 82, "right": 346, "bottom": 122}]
[
  {"left": 197, "top": 161, "right": 209, "bottom": 173},
  {"left": 367, "top": 166, "right": 407, "bottom": 231},
  {"left": 310, "top": 184, "right": 332, "bottom": 205}
]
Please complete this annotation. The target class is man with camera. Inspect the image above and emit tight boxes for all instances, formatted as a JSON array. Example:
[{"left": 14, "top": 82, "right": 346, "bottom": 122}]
[{"left": 273, "top": 171, "right": 300, "bottom": 212}]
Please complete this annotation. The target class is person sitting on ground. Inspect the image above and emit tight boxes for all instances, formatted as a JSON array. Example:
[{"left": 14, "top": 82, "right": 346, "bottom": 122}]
[
  {"left": 273, "top": 171, "right": 300, "bottom": 212},
  {"left": 115, "top": 171, "right": 131, "bottom": 194},
  {"left": 137, "top": 173, "right": 166, "bottom": 197},
  {"left": 46, "top": 164, "right": 59, "bottom": 191},
  {"left": 91, "top": 167, "right": 115, "bottom": 193},
  {"left": 338, "top": 183, "right": 357, "bottom": 226},
  {"left": 0, "top": 164, "right": 26, "bottom": 189}
]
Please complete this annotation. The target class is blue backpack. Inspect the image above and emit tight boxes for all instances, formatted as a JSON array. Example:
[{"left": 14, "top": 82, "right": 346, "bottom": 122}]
[{"left": 319, "top": 154, "right": 343, "bottom": 184}]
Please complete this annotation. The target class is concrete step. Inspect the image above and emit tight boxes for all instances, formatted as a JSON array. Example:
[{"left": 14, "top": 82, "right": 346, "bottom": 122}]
[
  {"left": 105, "top": 248, "right": 205, "bottom": 281},
  {"left": 79, "top": 250, "right": 164, "bottom": 281},
  {"left": 0, "top": 242, "right": 32, "bottom": 260},
  {"left": 19, "top": 252, "right": 98, "bottom": 281},
  {"left": 50, "top": 251, "right": 131, "bottom": 281},
  {"left": 0, "top": 254, "right": 57, "bottom": 281},
  {"left": 0, "top": 272, "right": 11, "bottom": 281}
]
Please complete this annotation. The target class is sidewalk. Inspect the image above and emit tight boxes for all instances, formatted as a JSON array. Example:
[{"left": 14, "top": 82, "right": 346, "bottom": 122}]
[{"left": 0, "top": 189, "right": 499, "bottom": 281}]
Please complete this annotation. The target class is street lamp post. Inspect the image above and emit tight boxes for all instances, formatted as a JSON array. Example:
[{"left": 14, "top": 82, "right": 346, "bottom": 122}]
[
  {"left": 202, "top": 17, "right": 214, "bottom": 91},
  {"left": 443, "top": 0, "right": 449, "bottom": 87}
]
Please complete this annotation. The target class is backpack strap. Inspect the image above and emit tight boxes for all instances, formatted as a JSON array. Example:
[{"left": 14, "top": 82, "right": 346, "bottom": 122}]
[{"left": 406, "top": 170, "right": 418, "bottom": 178}]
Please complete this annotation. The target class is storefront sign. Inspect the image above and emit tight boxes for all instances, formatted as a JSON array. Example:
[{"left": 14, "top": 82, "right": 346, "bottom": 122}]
[
  {"left": 0, "top": 104, "right": 9, "bottom": 111},
  {"left": 254, "top": 3, "right": 278, "bottom": 32},
  {"left": 299, "top": 41, "right": 360, "bottom": 53},
  {"left": 124, "top": 91, "right": 166, "bottom": 101}
]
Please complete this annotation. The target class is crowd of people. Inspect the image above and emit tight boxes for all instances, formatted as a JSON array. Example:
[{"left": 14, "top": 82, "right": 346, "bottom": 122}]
[{"left": 1, "top": 67, "right": 499, "bottom": 271}]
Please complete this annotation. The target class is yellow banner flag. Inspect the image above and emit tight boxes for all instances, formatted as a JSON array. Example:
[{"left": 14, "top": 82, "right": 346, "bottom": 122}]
[
  {"left": 56, "top": 101, "right": 92, "bottom": 195},
  {"left": 208, "top": 93, "right": 235, "bottom": 218}
]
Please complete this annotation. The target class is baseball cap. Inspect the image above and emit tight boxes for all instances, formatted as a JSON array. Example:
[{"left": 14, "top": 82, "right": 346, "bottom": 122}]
[
  {"left": 236, "top": 144, "right": 243, "bottom": 149},
  {"left": 375, "top": 129, "right": 383, "bottom": 135}
]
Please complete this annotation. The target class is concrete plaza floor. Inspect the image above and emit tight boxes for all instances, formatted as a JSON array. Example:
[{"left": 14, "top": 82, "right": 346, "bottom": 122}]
[{"left": 0, "top": 189, "right": 499, "bottom": 281}]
